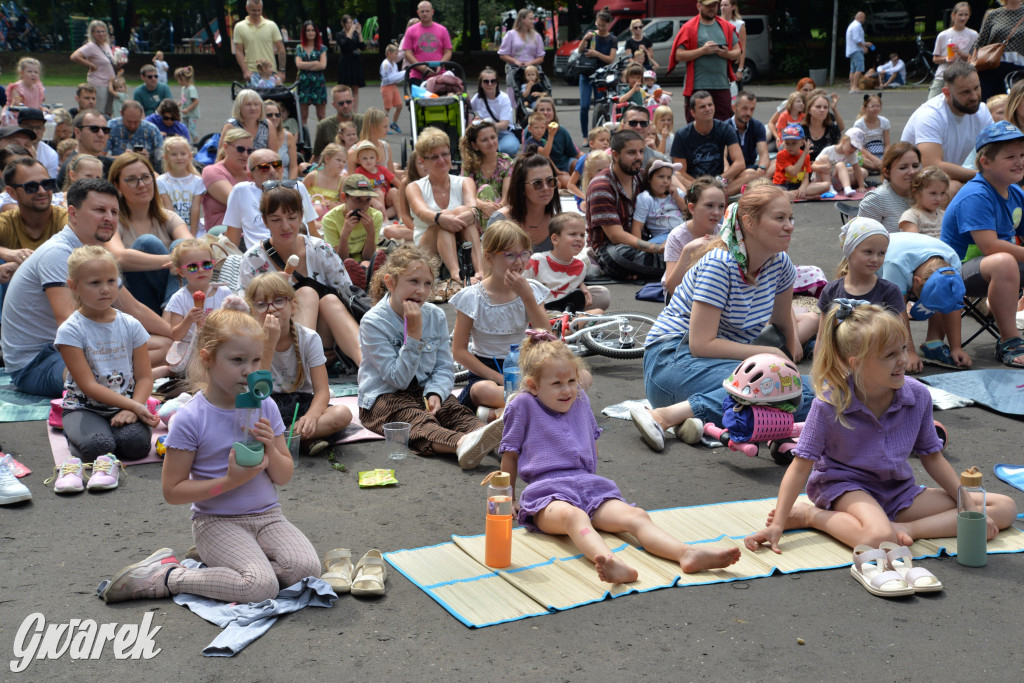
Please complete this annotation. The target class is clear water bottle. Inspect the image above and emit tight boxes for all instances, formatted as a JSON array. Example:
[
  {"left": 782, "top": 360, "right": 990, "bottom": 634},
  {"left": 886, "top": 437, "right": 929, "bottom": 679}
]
[
  {"left": 482, "top": 471, "right": 513, "bottom": 568},
  {"left": 503, "top": 344, "right": 520, "bottom": 400},
  {"left": 957, "top": 466, "right": 987, "bottom": 567}
]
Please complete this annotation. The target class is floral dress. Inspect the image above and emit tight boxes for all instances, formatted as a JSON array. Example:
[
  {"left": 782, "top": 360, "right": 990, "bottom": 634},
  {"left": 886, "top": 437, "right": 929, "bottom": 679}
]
[
  {"left": 296, "top": 45, "right": 327, "bottom": 105},
  {"left": 469, "top": 153, "right": 513, "bottom": 203}
]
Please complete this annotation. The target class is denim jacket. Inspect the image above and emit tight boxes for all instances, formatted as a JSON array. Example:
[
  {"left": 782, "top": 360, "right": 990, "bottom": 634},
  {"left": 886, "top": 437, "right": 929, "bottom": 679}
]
[{"left": 357, "top": 294, "right": 455, "bottom": 410}]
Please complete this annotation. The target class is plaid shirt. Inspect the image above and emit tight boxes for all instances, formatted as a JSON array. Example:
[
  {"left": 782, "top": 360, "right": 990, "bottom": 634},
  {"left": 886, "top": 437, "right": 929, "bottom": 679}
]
[
  {"left": 585, "top": 167, "right": 645, "bottom": 251},
  {"left": 106, "top": 117, "right": 162, "bottom": 158}
]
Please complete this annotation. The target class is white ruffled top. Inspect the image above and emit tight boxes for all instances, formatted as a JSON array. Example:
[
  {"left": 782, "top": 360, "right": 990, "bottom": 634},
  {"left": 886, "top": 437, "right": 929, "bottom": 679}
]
[{"left": 449, "top": 280, "right": 549, "bottom": 358}]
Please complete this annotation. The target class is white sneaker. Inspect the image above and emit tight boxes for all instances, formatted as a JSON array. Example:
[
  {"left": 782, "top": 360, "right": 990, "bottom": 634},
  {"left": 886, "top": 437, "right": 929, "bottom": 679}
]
[
  {"left": 456, "top": 416, "right": 505, "bottom": 470},
  {"left": 844, "top": 186, "right": 856, "bottom": 197},
  {"left": 677, "top": 418, "right": 705, "bottom": 445},
  {"left": 629, "top": 407, "right": 664, "bottom": 452},
  {"left": 0, "top": 454, "right": 31, "bottom": 505}
]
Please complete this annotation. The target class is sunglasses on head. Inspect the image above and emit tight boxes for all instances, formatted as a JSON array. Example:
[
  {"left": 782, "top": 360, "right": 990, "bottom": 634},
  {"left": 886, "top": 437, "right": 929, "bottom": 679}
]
[
  {"left": 626, "top": 119, "right": 650, "bottom": 128},
  {"left": 183, "top": 260, "right": 215, "bottom": 273},
  {"left": 528, "top": 176, "right": 558, "bottom": 191},
  {"left": 261, "top": 179, "right": 299, "bottom": 191},
  {"left": 9, "top": 178, "right": 59, "bottom": 193},
  {"left": 253, "top": 160, "right": 284, "bottom": 173},
  {"left": 234, "top": 145, "right": 256, "bottom": 155},
  {"left": 81, "top": 124, "right": 111, "bottom": 134}
]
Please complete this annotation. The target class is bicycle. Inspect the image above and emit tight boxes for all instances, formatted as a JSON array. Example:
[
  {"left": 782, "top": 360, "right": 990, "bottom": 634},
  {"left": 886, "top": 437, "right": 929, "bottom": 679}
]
[
  {"left": 906, "top": 35, "right": 936, "bottom": 87},
  {"left": 453, "top": 309, "right": 658, "bottom": 383}
]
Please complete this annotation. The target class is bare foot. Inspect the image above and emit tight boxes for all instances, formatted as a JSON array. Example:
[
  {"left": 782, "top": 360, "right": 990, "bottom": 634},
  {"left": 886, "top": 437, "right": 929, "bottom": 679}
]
[
  {"left": 891, "top": 523, "right": 915, "bottom": 547},
  {"left": 594, "top": 553, "right": 639, "bottom": 584},
  {"left": 765, "top": 502, "right": 814, "bottom": 530},
  {"left": 679, "top": 545, "right": 742, "bottom": 573},
  {"left": 648, "top": 408, "right": 671, "bottom": 431}
]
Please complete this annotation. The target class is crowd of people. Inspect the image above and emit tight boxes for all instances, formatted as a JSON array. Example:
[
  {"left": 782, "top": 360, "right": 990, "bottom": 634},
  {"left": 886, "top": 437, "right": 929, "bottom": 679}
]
[{"left": 0, "top": 0, "right": 1022, "bottom": 607}]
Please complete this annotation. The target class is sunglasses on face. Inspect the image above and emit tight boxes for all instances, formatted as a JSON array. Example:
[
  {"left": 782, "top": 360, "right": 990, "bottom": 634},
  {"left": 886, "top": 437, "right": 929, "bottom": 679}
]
[
  {"left": 253, "top": 297, "right": 290, "bottom": 313},
  {"left": 261, "top": 179, "right": 299, "bottom": 191},
  {"left": 10, "top": 178, "right": 59, "bottom": 193},
  {"left": 481, "top": 78, "right": 497, "bottom": 85},
  {"left": 145, "top": 74, "right": 158, "bottom": 79},
  {"left": 500, "top": 250, "right": 532, "bottom": 263},
  {"left": 253, "top": 160, "right": 284, "bottom": 173},
  {"left": 81, "top": 125, "right": 111, "bottom": 135},
  {"left": 161, "top": 115, "right": 175, "bottom": 122},
  {"left": 265, "top": 111, "right": 281, "bottom": 118},
  {"left": 335, "top": 100, "right": 353, "bottom": 106},
  {"left": 626, "top": 119, "right": 650, "bottom": 128},
  {"left": 234, "top": 145, "right": 255, "bottom": 155},
  {"left": 182, "top": 260, "right": 215, "bottom": 273},
  {"left": 527, "top": 176, "right": 557, "bottom": 191},
  {"left": 122, "top": 174, "right": 154, "bottom": 188}
]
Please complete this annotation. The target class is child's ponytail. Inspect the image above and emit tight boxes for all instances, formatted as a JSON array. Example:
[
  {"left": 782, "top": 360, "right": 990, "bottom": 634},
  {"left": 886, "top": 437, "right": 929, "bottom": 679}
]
[{"left": 517, "top": 329, "right": 586, "bottom": 392}]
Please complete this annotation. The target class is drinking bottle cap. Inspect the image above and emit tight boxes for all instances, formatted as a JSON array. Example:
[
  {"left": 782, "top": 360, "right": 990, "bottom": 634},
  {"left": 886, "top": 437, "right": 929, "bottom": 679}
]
[
  {"left": 960, "top": 466, "right": 982, "bottom": 487},
  {"left": 481, "top": 471, "right": 510, "bottom": 487}
]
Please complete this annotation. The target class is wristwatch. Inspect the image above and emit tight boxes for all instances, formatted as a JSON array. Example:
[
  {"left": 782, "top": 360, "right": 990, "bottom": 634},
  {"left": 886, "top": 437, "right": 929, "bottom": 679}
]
[{"left": 434, "top": 211, "right": 443, "bottom": 226}]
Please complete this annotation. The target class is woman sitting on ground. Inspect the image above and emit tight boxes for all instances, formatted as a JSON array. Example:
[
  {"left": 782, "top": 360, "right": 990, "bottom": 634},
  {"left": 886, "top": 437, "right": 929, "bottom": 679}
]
[{"left": 488, "top": 151, "right": 562, "bottom": 252}]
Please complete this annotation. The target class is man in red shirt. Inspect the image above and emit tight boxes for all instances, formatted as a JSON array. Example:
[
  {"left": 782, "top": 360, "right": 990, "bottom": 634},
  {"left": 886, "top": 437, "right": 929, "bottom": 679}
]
[{"left": 666, "top": 0, "right": 740, "bottom": 122}]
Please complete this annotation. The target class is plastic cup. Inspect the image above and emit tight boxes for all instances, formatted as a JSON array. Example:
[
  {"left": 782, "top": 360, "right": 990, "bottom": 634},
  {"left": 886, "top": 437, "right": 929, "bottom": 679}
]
[
  {"left": 288, "top": 435, "right": 300, "bottom": 465},
  {"left": 383, "top": 422, "right": 411, "bottom": 460}
]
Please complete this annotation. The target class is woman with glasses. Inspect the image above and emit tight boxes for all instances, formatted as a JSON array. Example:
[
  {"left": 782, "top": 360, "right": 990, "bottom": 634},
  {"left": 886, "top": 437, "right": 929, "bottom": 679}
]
[
  {"left": 498, "top": 8, "right": 546, "bottom": 87},
  {"left": 460, "top": 121, "right": 513, "bottom": 222},
  {"left": 70, "top": 19, "right": 122, "bottom": 118},
  {"left": 146, "top": 99, "right": 190, "bottom": 141},
  {"left": 239, "top": 186, "right": 363, "bottom": 366},
  {"left": 469, "top": 68, "right": 520, "bottom": 156},
  {"left": 218, "top": 89, "right": 278, "bottom": 154},
  {"left": 406, "top": 128, "right": 483, "bottom": 297},
  {"left": 106, "top": 153, "right": 193, "bottom": 313},
  {"left": 202, "top": 129, "right": 254, "bottom": 231},
  {"left": 264, "top": 100, "right": 298, "bottom": 179},
  {"left": 486, "top": 152, "right": 561, "bottom": 251}
]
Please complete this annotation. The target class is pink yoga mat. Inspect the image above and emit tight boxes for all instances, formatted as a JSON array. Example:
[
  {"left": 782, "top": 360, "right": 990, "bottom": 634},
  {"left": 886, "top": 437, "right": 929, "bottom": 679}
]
[{"left": 47, "top": 396, "right": 384, "bottom": 467}]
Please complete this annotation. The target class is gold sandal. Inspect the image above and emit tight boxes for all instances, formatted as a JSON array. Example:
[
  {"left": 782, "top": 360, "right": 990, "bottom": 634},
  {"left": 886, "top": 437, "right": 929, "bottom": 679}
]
[{"left": 320, "top": 548, "right": 353, "bottom": 593}]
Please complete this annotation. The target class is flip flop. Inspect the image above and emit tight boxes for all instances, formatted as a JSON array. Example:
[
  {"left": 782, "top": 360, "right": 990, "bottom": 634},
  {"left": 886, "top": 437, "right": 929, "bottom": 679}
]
[
  {"left": 320, "top": 548, "right": 353, "bottom": 593},
  {"left": 880, "top": 542, "right": 943, "bottom": 593},
  {"left": 351, "top": 549, "right": 387, "bottom": 597},
  {"left": 849, "top": 544, "right": 914, "bottom": 598}
]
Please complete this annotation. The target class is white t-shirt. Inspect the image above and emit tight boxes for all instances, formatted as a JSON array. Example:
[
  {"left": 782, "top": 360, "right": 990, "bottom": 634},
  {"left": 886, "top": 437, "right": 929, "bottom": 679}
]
[
  {"left": 157, "top": 173, "right": 207, "bottom": 233},
  {"left": 900, "top": 95, "right": 993, "bottom": 168},
  {"left": 845, "top": 19, "right": 865, "bottom": 57},
  {"left": 853, "top": 115, "right": 891, "bottom": 155},
  {"left": 165, "top": 283, "right": 233, "bottom": 345},
  {"left": 448, "top": 280, "right": 549, "bottom": 358},
  {"left": 238, "top": 234, "right": 354, "bottom": 292},
  {"left": 817, "top": 144, "right": 858, "bottom": 167},
  {"left": 35, "top": 141, "right": 59, "bottom": 178},
  {"left": 470, "top": 92, "right": 515, "bottom": 130},
  {"left": 877, "top": 59, "right": 906, "bottom": 80},
  {"left": 933, "top": 27, "right": 979, "bottom": 80},
  {"left": 526, "top": 252, "right": 586, "bottom": 303},
  {"left": 633, "top": 191, "right": 685, "bottom": 237},
  {"left": 54, "top": 310, "right": 149, "bottom": 413},
  {"left": 223, "top": 181, "right": 318, "bottom": 247},
  {"left": 270, "top": 322, "right": 326, "bottom": 394}
]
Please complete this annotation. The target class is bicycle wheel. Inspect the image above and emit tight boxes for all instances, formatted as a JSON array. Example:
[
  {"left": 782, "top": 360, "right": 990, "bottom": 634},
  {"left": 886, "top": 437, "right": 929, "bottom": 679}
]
[
  {"left": 580, "top": 311, "right": 658, "bottom": 360},
  {"left": 454, "top": 361, "right": 469, "bottom": 384},
  {"left": 907, "top": 55, "right": 933, "bottom": 86}
]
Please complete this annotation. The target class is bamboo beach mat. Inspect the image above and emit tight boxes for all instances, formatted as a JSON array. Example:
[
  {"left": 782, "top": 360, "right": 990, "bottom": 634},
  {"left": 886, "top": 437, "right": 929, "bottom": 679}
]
[{"left": 383, "top": 496, "right": 1024, "bottom": 628}]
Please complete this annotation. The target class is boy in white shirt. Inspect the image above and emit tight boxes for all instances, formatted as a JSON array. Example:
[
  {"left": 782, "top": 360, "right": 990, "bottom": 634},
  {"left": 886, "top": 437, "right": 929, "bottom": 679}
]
[
  {"left": 380, "top": 44, "right": 405, "bottom": 134},
  {"left": 525, "top": 213, "right": 610, "bottom": 313}
]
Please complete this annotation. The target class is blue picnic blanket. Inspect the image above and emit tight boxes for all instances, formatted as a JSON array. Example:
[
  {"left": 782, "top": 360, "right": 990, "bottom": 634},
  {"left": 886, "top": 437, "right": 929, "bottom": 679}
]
[
  {"left": 0, "top": 372, "right": 51, "bottom": 422},
  {"left": 919, "top": 370, "right": 1024, "bottom": 417}
]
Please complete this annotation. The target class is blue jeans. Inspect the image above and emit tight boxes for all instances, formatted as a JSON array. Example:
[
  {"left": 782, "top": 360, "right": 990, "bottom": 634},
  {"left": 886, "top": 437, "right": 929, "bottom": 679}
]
[
  {"left": 579, "top": 78, "right": 595, "bottom": 139},
  {"left": 643, "top": 336, "right": 814, "bottom": 427},
  {"left": 498, "top": 129, "right": 521, "bottom": 156},
  {"left": 10, "top": 344, "right": 66, "bottom": 398},
  {"left": 123, "top": 234, "right": 181, "bottom": 314}
]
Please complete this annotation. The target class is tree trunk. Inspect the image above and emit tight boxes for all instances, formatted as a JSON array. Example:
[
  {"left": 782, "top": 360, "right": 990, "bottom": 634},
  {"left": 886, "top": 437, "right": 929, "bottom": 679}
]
[{"left": 466, "top": 0, "right": 481, "bottom": 51}]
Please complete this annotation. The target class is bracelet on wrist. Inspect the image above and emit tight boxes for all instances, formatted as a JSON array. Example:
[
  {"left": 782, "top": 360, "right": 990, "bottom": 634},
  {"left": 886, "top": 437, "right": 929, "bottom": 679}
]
[{"left": 434, "top": 211, "right": 443, "bottom": 226}]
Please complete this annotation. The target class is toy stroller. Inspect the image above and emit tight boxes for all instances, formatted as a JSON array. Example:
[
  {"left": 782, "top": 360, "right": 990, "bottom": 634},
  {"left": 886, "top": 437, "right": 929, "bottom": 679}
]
[{"left": 702, "top": 354, "right": 805, "bottom": 466}]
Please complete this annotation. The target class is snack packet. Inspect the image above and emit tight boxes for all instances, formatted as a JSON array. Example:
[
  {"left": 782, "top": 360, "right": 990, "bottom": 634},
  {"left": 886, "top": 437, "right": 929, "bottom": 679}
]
[{"left": 358, "top": 468, "right": 399, "bottom": 487}]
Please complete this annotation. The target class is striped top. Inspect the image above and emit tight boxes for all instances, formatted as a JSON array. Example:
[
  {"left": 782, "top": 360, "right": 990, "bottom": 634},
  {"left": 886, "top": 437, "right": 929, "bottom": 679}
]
[
  {"left": 646, "top": 248, "right": 795, "bottom": 347},
  {"left": 857, "top": 182, "right": 911, "bottom": 233}
]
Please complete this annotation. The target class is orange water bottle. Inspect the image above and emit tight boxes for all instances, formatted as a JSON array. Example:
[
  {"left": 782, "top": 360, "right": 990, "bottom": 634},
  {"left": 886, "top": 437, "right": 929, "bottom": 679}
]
[
  {"left": 947, "top": 43, "right": 956, "bottom": 62},
  {"left": 482, "top": 471, "right": 513, "bottom": 568}
]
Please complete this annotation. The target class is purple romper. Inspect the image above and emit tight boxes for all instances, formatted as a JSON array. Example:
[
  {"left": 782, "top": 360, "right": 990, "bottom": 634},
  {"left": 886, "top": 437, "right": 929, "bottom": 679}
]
[
  {"left": 795, "top": 377, "right": 943, "bottom": 520},
  {"left": 499, "top": 389, "right": 627, "bottom": 531}
]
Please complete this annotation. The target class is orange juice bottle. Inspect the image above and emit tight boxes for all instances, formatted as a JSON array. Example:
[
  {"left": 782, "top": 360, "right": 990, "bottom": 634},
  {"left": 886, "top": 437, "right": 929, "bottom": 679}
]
[
  {"left": 947, "top": 43, "right": 956, "bottom": 61},
  {"left": 482, "top": 471, "right": 513, "bottom": 568}
]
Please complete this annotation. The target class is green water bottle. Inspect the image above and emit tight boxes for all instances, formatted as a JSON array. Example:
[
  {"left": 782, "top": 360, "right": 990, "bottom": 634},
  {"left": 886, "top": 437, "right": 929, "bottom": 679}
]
[{"left": 956, "top": 466, "right": 987, "bottom": 567}]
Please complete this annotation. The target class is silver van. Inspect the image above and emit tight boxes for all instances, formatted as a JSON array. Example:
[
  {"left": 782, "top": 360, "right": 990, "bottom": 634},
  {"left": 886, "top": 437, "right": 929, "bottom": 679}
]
[{"left": 620, "top": 15, "right": 772, "bottom": 84}]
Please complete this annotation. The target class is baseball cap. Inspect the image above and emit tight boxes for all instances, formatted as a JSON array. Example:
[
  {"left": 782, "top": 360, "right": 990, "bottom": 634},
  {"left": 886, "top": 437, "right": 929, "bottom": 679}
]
[
  {"left": 844, "top": 127, "right": 865, "bottom": 151},
  {"left": 342, "top": 173, "right": 377, "bottom": 197},
  {"left": 0, "top": 125, "right": 35, "bottom": 141},
  {"left": 643, "top": 70, "right": 656, "bottom": 80},
  {"left": 975, "top": 120, "right": 1024, "bottom": 153},
  {"left": 781, "top": 124, "right": 804, "bottom": 140},
  {"left": 17, "top": 107, "right": 46, "bottom": 124},
  {"left": 909, "top": 266, "right": 966, "bottom": 321},
  {"left": 350, "top": 140, "right": 378, "bottom": 156}
]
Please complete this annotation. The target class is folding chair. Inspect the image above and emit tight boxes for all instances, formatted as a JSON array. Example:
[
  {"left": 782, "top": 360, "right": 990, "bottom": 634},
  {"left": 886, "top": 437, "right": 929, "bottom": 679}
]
[
  {"left": 960, "top": 296, "right": 1001, "bottom": 348},
  {"left": 835, "top": 200, "right": 860, "bottom": 226}
]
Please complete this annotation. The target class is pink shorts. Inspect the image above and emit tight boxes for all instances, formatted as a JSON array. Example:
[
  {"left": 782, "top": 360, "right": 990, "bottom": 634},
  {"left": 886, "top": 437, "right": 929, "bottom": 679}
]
[{"left": 381, "top": 84, "right": 401, "bottom": 109}]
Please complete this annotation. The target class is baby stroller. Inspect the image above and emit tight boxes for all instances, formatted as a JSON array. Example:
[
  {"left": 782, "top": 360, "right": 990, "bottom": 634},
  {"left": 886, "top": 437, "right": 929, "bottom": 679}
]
[
  {"left": 401, "top": 61, "right": 469, "bottom": 172},
  {"left": 230, "top": 81, "right": 312, "bottom": 161},
  {"left": 506, "top": 64, "right": 553, "bottom": 129}
]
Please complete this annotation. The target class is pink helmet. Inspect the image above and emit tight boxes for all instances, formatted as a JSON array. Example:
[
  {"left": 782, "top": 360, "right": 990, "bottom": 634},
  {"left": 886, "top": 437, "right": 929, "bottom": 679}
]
[{"left": 723, "top": 353, "right": 803, "bottom": 407}]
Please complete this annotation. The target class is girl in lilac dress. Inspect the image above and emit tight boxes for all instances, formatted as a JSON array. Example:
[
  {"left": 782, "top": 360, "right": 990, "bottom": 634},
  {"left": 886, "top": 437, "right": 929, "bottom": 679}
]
[{"left": 499, "top": 332, "right": 741, "bottom": 584}]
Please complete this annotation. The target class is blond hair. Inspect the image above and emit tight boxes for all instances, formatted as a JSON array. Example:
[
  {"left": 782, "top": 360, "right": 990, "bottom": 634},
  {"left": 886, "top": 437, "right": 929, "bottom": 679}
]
[
  {"left": 170, "top": 238, "right": 213, "bottom": 268},
  {"left": 518, "top": 335, "right": 586, "bottom": 393},
  {"left": 320, "top": 143, "right": 344, "bottom": 164},
  {"left": 359, "top": 107, "right": 387, "bottom": 141},
  {"left": 414, "top": 127, "right": 450, "bottom": 157},
  {"left": 652, "top": 105, "right": 673, "bottom": 129},
  {"left": 811, "top": 303, "right": 907, "bottom": 426},
  {"left": 16, "top": 57, "right": 41, "bottom": 76},
  {"left": 189, "top": 303, "right": 265, "bottom": 392},
  {"left": 231, "top": 89, "right": 265, "bottom": 124},
  {"left": 581, "top": 150, "right": 611, "bottom": 194},
  {"left": 482, "top": 220, "right": 531, "bottom": 277},
  {"left": 67, "top": 246, "right": 119, "bottom": 307},
  {"left": 162, "top": 135, "right": 199, "bottom": 176},
  {"left": 369, "top": 244, "right": 439, "bottom": 302},
  {"left": 910, "top": 166, "right": 950, "bottom": 203},
  {"left": 244, "top": 274, "right": 305, "bottom": 392},
  {"left": 216, "top": 128, "right": 254, "bottom": 162}
]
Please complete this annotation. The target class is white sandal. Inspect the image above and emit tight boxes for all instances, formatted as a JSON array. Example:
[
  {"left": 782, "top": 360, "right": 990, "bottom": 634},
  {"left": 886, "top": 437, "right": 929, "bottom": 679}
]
[
  {"left": 849, "top": 544, "right": 914, "bottom": 598},
  {"left": 880, "top": 542, "right": 943, "bottom": 593}
]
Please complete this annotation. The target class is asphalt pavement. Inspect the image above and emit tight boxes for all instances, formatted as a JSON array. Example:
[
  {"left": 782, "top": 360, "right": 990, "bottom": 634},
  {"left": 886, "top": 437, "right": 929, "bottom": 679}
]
[{"left": 1, "top": 79, "right": 1023, "bottom": 681}]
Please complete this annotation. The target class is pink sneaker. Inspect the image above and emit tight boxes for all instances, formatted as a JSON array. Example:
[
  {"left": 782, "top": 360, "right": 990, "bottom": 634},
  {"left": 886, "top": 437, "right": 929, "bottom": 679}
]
[
  {"left": 100, "top": 548, "right": 181, "bottom": 603},
  {"left": 87, "top": 454, "right": 122, "bottom": 491},
  {"left": 46, "top": 457, "right": 84, "bottom": 494}
]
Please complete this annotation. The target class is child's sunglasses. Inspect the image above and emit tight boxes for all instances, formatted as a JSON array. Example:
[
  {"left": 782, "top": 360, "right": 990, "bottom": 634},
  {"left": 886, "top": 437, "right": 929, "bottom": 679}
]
[{"left": 183, "top": 260, "right": 215, "bottom": 273}]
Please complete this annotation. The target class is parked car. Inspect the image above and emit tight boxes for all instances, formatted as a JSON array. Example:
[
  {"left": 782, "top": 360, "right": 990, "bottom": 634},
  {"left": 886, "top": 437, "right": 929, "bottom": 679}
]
[{"left": 864, "top": 0, "right": 912, "bottom": 35}]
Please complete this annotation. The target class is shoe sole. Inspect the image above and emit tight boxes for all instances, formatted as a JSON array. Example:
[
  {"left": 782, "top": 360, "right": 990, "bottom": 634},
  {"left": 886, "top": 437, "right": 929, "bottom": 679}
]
[
  {"left": 458, "top": 418, "right": 504, "bottom": 470},
  {"left": 54, "top": 483, "right": 85, "bottom": 494},
  {"left": 101, "top": 548, "right": 175, "bottom": 603},
  {"left": 920, "top": 356, "right": 961, "bottom": 370},
  {"left": 678, "top": 419, "right": 704, "bottom": 445},
  {"left": 308, "top": 441, "right": 331, "bottom": 456},
  {"left": 0, "top": 491, "right": 32, "bottom": 504},
  {"left": 87, "top": 481, "right": 119, "bottom": 491},
  {"left": 629, "top": 408, "right": 664, "bottom": 452}
]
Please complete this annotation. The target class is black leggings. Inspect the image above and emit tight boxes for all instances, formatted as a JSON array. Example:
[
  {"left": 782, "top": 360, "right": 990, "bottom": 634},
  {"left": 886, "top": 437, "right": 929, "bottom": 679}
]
[{"left": 62, "top": 408, "right": 153, "bottom": 463}]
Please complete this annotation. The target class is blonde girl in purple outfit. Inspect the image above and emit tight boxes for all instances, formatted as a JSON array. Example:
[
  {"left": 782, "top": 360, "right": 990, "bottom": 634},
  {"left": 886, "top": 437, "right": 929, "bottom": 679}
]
[{"left": 499, "top": 332, "right": 741, "bottom": 584}]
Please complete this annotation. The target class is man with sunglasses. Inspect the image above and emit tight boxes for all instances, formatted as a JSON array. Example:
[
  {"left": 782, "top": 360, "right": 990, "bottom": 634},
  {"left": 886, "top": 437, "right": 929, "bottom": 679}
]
[
  {"left": 617, "top": 105, "right": 672, "bottom": 169},
  {"left": 0, "top": 160, "right": 66, "bottom": 298},
  {"left": 670, "top": 90, "right": 743, "bottom": 192},
  {"left": 55, "top": 110, "right": 114, "bottom": 189},
  {"left": 586, "top": 129, "right": 665, "bottom": 280},
  {"left": 132, "top": 65, "right": 173, "bottom": 118},
  {"left": 311, "top": 84, "right": 364, "bottom": 161},
  {"left": 223, "top": 149, "right": 318, "bottom": 248},
  {"left": 106, "top": 101, "right": 162, "bottom": 171},
  {"left": 16, "top": 108, "right": 59, "bottom": 178}
]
